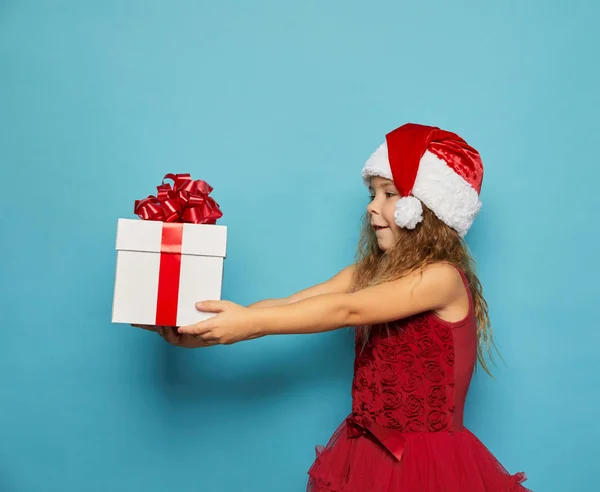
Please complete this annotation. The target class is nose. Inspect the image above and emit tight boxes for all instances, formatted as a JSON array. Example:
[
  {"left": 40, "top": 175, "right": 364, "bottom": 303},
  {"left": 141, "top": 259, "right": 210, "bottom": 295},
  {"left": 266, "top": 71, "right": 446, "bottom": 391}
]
[{"left": 367, "top": 197, "right": 380, "bottom": 216}]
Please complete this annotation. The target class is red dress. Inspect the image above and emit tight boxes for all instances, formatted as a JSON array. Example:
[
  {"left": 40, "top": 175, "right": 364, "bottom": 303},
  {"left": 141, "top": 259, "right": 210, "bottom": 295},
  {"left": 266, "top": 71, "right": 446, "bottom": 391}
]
[{"left": 307, "top": 271, "right": 530, "bottom": 491}]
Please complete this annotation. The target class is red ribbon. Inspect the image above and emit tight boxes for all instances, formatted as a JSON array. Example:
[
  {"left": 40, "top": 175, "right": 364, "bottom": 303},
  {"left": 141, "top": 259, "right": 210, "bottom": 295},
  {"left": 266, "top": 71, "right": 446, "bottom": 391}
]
[
  {"left": 134, "top": 174, "right": 223, "bottom": 326},
  {"left": 134, "top": 173, "right": 223, "bottom": 225},
  {"left": 346, "top": 416, "right": 406, "bottom": 461},
  {"left": 155, "top": 223, "right": 183, "bottom": 326}
]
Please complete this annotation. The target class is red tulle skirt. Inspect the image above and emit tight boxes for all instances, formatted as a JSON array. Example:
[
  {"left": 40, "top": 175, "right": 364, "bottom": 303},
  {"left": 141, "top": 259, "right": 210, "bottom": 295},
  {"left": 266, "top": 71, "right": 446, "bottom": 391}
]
[{"left": 307, "top": 420, "right": 530, "bottom": 492}]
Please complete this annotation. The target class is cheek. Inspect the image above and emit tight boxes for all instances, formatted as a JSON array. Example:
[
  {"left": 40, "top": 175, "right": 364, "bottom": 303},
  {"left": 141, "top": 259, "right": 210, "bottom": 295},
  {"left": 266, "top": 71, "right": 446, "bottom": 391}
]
[
  {"left": 382, "top": 199, "right": 397, "bottom": 224},
  {"left": 383, "top": 200, "right": 401, "bottom": 236}
]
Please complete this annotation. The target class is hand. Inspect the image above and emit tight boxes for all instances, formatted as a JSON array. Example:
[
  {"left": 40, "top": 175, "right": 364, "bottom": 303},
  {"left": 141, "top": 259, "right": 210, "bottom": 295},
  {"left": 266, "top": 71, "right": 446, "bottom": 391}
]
[
  {"left": 131, "top": 324, "right": 210, "bottom": 348},
  {"left": 177, "top": 300, "right": 259, "bottom": 345}
]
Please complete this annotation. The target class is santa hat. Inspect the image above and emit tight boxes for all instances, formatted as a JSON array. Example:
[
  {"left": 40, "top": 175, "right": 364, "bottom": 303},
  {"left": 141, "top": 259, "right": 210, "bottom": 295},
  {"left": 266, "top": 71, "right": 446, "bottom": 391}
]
[{"left": 361, "top": 123, "right": 484, "bottom": 237}]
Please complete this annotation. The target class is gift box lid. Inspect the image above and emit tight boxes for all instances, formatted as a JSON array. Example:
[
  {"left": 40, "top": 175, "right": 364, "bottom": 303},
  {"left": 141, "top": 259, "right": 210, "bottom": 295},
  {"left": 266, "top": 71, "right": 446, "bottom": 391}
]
[{"left": 115, "top": 218, "right": 227, "bottom": 258}]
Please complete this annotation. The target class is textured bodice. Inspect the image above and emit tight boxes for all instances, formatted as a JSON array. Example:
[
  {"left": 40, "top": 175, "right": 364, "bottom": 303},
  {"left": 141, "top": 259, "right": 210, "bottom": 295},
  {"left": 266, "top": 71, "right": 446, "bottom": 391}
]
[{"left": 350, "top": 307, "right": 478, "bottom": 434}]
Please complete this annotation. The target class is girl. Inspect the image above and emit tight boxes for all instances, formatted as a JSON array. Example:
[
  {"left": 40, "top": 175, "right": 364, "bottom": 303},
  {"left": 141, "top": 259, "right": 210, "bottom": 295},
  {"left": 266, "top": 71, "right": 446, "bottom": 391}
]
[{"left": 144, "top": 123, "right": 530, "bottom": 491}]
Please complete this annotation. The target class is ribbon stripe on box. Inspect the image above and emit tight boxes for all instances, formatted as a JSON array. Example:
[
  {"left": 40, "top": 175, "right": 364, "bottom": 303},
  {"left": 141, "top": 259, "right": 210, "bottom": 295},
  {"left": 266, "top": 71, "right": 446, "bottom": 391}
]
[
  {"left": 155, "top": 223, "right": 183, "bottom": 326},
  {"left": 134, "top": 174, "right": 223, "bottom": 326}
]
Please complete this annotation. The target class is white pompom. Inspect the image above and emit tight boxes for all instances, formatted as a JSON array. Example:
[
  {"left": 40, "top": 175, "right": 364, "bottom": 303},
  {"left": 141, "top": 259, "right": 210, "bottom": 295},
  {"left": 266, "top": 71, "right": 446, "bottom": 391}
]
[{"left": 394, "top": 196, "right": 423, "bottom": 230}]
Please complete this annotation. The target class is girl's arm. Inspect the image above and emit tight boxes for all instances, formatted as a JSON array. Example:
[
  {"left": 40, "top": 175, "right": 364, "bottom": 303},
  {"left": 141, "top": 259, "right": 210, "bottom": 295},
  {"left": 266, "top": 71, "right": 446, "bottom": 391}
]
[
  {"left": 179, "top": 263, "right": 465, "bottom": 343},
  {"left": 253, "top": 263, "right": 462, "bottom": 336},
  {"left": 246, "top": 264, "right": 356, "bottom": 309},
  {"left": 135, "top": 264, "right": 356, "bottom": 347}
]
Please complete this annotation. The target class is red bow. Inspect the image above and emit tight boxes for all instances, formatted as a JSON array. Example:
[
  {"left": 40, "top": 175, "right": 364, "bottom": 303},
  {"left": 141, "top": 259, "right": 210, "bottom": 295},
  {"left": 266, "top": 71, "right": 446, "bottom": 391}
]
[
  {"left": 134, "top": 173, "right": 223, "bottom": 224},
  {"left": 346, "top": 416, "right": 406, "bottom": 461}
]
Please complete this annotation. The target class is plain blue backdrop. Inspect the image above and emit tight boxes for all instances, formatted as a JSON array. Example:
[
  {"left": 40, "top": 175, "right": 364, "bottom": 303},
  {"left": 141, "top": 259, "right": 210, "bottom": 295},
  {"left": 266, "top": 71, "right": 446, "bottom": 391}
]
[{"left": 1, "top": 1, "right": 599, "bottom": 491}]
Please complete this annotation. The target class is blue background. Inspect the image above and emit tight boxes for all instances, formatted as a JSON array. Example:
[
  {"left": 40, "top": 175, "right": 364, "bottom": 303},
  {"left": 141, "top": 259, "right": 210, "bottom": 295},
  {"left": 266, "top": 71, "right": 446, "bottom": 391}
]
[{"left": 1, "top": 1, "right": 598, "bottom": 491}]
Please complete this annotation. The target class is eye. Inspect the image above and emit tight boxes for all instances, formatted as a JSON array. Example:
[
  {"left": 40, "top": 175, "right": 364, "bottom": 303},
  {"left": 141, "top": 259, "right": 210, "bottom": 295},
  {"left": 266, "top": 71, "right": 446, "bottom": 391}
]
[
  {"left": 369, "top": 195, "right": 375, "bottom": 201},
  {"left": 385, "top": 192, "right": 397, "bottom": 198}
]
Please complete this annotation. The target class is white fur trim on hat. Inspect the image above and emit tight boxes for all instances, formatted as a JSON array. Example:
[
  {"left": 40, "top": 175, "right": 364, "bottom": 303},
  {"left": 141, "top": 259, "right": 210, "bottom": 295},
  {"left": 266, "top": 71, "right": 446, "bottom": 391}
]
[
  {"left": 362, "top": 147, "right": 481, "bottom": 237},
  {"left": 412, "top": 151, "right": 481, "bottom": 237},
  {"left": 361, "top": 143, "right": 392, "bottom": 182},
  {"left": 394, "top": 196, "right": 423, "bottom": 229}
]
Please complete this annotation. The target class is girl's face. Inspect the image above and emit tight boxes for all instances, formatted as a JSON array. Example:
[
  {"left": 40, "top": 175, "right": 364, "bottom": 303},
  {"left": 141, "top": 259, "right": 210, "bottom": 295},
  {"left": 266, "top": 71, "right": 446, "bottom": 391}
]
[{"left": 367, "top": 176, "right": 401, "bottom": 251}]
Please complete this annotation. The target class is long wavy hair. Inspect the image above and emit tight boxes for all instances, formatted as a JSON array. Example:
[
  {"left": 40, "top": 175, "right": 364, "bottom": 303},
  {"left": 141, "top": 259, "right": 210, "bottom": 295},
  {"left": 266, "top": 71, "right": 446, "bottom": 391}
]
[{"left": 350, "top": 204, "right": 497, "bottom": 375}]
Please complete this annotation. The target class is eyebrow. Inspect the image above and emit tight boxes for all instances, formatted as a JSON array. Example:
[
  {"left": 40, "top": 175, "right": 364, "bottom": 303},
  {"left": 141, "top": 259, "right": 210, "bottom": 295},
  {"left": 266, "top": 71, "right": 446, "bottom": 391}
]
[{"left": 369, "top": 182, "right": 397, "bottom": 192}]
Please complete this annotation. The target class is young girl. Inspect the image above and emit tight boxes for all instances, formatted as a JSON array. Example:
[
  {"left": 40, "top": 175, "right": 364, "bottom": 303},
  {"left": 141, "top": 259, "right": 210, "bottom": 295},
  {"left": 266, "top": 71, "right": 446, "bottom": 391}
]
[{"left": 144, "top": 123, "right": 530, "bottom": 491}]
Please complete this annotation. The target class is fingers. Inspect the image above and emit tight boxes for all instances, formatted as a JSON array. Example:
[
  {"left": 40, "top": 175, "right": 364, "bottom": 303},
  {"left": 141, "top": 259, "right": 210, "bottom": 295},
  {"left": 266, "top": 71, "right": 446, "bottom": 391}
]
[
  {"left": 131, "top": 324, "right": 158, "bottom": 332},
  {"left": 178, "top": 319, "right": 214, "bottom": 335},
  {"left": 198, "top": 333, "right": 219, "bottom": 344},
  {"left": 161, "top": 326, "right": 181, "bottom": 345},
  {"left": 177, "top": 322, "right": 222, "bottom": 345},
  {"left": 132, "top": 323, "right": 220, "bottom": 347},
  {"left": 178, "top": 333, "right": 209, "bottom": 347},
  {"left": 186, "top": 327, "right": 220, "bottom": 344},
  {"left": 195, "top": 300, "right": 231, "bottom": 313}
]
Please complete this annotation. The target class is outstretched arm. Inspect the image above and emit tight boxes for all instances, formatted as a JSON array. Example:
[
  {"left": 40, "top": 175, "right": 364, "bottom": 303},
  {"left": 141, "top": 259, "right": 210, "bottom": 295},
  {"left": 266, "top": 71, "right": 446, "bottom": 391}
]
[
  {"left": 246, "top": 264, "right": 356, "bottom": 309},
  {"left": 133, "top": 264, "right": 356, "bottom": 348},
  {"left": 178, "top": 263, "right": 464, "bottom": 344}
]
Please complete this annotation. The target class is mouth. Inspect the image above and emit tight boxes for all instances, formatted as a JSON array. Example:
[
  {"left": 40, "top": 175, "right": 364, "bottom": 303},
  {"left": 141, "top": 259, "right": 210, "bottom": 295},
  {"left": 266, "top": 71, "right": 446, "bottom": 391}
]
[{"left": 372, "top": 225, "right": 389, "bottom": 231}]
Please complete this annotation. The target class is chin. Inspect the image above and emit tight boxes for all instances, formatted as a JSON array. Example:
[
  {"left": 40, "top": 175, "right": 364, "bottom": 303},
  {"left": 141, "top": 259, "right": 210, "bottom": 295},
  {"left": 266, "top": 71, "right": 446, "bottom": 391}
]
[{"left": 377, "top": 240, "right": 392, "bottom": 252}]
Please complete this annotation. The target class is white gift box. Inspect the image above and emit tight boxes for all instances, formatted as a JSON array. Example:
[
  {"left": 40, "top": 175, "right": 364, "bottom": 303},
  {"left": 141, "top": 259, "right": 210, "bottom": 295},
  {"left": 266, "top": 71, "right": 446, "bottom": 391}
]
[{"left": 112, "top": 218, "right": 227, "bottom": 327}]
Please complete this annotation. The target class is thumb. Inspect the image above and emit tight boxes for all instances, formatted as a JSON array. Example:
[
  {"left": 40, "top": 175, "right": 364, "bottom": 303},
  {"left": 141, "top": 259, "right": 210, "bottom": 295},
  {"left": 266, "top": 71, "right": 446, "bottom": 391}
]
[{"left": 195, "top": 300, "right": 230, "bottom": 313}]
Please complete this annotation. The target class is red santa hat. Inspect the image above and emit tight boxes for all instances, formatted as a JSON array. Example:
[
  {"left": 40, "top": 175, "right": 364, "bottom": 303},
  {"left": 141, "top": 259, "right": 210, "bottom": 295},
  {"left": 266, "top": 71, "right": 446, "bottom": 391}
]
[{"left": 361, "top": 123, "right": 484, "bottom": 237}]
